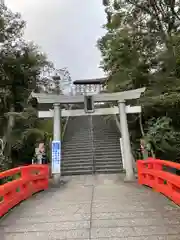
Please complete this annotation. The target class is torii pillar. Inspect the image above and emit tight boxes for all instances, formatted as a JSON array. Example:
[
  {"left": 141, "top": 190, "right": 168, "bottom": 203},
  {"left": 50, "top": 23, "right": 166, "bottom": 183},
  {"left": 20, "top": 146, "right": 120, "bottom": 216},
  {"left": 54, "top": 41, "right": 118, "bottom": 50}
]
[
  {"left": 52, "top": 103, "right": 61, "bottom": 184},
  {"left": 118, "top": 101, "right": 134, "bottom": 181}
]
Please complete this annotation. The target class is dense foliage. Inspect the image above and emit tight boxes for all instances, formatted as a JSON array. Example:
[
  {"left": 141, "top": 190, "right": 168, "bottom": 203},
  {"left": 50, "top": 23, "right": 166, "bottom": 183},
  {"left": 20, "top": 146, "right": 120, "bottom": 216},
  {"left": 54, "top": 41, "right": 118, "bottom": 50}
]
[
  {"left": 0, "top": 5, "right": 57, "bottom": 170},
  {"left": 99, "top": 0, "right": 180, "bottom": 162}
]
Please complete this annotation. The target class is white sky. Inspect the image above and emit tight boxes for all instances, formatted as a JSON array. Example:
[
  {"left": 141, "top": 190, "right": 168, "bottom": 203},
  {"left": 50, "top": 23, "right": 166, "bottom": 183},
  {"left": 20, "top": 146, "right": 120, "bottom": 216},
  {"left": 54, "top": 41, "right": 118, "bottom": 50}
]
[{"left": 6, "top": 0, "right": 106, "bottom": 80}]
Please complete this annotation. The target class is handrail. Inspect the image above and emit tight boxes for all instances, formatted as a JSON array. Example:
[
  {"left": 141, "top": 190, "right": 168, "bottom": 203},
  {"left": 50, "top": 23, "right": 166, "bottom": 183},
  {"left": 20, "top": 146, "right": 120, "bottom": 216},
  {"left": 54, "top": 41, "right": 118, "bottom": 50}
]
[
  {"left": 0, "top": 164, "right": 49, "bottom": 217},
  {"left": 137, "top": 158, "right": 180, "bottom": 205},
  {"left": 62, "top": 104, "right": 73, "bottom": 141}
]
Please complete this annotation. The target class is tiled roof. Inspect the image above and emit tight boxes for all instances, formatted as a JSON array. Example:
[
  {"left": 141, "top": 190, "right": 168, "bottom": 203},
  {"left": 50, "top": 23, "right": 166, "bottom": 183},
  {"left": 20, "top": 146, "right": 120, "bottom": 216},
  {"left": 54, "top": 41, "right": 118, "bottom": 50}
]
[{"left": 73, "top": 77, "right": 107, "bottom": 84}]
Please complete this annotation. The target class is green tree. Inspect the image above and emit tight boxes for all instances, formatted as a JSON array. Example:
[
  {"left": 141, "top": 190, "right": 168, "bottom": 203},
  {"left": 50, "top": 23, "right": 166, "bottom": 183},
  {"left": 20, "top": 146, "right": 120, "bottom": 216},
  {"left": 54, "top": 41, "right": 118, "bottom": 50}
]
[
  {"left": 98, "top": 0, "right": 180, "bottom": 162},
  {"left": 0, "top": 5, "right": 52, "bottom": 169}
]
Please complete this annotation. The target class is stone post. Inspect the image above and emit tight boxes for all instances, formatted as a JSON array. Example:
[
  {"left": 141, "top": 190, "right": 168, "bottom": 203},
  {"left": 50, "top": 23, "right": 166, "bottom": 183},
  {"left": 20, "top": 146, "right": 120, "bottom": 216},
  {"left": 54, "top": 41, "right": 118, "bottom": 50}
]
[
  {"left": 118, "top": 101, "right": 135, "bottom": 181},
  {"left": 52, "top": 103, "right": 61, "bottom": 185}
]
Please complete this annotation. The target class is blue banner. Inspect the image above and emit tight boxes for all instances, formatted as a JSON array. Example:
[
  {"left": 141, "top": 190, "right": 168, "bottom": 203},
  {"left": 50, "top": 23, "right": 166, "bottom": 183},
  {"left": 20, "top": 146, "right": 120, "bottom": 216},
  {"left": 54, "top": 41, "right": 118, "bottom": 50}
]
[{"left": 51, "top": 141, "right": 61, "bottom": 174}]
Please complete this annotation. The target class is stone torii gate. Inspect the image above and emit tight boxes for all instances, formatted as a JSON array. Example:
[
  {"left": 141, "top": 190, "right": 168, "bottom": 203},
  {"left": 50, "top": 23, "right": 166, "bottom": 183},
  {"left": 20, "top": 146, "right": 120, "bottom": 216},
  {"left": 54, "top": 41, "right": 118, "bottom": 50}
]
[{"left": 31, "top": 80, "right": 145, "bottom": 184}]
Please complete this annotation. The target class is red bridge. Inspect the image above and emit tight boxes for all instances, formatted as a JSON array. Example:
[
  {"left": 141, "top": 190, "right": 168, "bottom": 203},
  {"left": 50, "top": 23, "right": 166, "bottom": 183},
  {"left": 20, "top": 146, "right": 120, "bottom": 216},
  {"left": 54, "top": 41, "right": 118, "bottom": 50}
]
[{"left": 0, "top": 159, "right": 179, "bottom": 239}]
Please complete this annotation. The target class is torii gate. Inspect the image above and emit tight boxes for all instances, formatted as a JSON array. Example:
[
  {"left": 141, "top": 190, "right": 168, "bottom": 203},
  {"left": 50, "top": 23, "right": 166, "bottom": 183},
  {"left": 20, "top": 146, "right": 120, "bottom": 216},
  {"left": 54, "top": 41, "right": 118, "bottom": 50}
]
[{"left": 31, "top": 79, "right": 145, "bottom": 184}]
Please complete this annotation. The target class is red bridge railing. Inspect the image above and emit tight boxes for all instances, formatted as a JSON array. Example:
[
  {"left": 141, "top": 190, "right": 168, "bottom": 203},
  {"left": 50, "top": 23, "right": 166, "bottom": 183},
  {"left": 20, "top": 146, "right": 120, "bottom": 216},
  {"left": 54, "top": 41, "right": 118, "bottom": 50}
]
[
  {"left": 137, "top": 158, "right": 180, "bottom": 205},
  {"left": 0, "top": 164, "right": 49, "bottom": 217}
]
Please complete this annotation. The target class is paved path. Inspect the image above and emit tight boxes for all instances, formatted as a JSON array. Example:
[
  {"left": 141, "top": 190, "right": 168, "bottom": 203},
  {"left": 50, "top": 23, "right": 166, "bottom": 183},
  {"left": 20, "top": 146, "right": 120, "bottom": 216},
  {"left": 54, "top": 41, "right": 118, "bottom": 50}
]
[{"left": 0, "top": 174, "right": 180, "bottom": 240}]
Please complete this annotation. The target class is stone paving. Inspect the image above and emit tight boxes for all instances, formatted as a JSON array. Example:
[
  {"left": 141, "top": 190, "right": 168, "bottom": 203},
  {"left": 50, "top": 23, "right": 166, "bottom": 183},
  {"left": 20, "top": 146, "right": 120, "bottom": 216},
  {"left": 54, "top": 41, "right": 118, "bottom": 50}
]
[{"left": 0, "top": 174, "right": 180, "bottom": 240}]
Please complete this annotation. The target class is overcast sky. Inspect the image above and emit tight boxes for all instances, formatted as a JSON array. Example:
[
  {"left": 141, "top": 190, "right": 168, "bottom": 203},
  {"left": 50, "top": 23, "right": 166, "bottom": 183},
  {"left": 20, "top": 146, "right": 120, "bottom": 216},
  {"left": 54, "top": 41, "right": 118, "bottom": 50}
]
[{"left": 6, "top": 0, "right": 106, "bottom": 80}]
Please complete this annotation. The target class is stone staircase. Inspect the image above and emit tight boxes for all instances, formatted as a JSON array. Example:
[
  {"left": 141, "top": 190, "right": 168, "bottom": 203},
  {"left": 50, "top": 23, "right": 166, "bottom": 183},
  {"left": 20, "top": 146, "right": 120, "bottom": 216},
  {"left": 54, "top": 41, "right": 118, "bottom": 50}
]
[
  {"left": 92, "top": 116, "right": 123, "bottom": 173},
  {"left": 61, "top": 116, "right": 93, "bottom": 175},
  {"left": 61, "top": 115, "right": 123, "bottom": 176}
]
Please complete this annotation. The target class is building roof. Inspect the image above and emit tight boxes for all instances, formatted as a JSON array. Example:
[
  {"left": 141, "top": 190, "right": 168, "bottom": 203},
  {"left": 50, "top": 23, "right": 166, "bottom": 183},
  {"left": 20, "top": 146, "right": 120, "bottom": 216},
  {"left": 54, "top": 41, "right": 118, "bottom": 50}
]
[{"left": 73, "top": 77, "right": 107, "bottom": 85}]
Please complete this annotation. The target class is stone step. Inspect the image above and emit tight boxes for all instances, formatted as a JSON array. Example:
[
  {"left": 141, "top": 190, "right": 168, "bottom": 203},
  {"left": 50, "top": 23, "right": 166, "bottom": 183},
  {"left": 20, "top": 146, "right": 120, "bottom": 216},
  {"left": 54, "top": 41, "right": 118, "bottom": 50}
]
[
  {"left": 95, "top": 161, "right": 122, "bottom": 166},
  {"left": 62, "top": 145, "right": 93, "bottom": 150},
  {"left": 62, "top": 157, "right": 93, "bottom": 163},
  {"left": 63, "top": 144, "right": 120, "bottom": 149},
  {"left": 95, "top": 168, "right": 123, "bottom": 174},
  {"left": 62, "top": 151, "right": 121, "bottom": 156},
  {"left": 65, "top": 132, "right": 92, "bottom": 136},
  {"left": 64, "top": 136, "right": 119, "bottom": 142},
  {"left": 61, "top": 169, "right": 93, "bottom": 176},
  {"left": 94, "top": 139, "right": 119, "bottom": 142},
  {"left": 63, "top": 143, "right": 92, "bottom": 146},
  {"left": 95, "top": 157, "right": 122, "bottom": 162},
  {"left": 64, "top": 137, "right": 92, "bottom": 141},
  {"left": 62, "top": 160, "right": 93, "bottom": 165},
  {"left": 94, "top": 135, "right": 119, "bottom": 138},
  {"left": 62, "top": 155, "right": 92, "bottom": 159},
  {"left": 95, "top": 155, "right": 121, "bottom": 158},
  {"left": 95, "top": 162, "right": 122, "bottom": 166},
  {"left": 63, "top": 141, "right": 93, "bottom": 145},
  {"left": 62, "top": 140, "right": 93, "bottom": 144},
  {"left": 94, "top": 163, "right": 122, "bottom": 170},
  {"left": 94, "top": 142, "right": 120, "bottom": 145},
  {"left": 93, "top": 136, "right": 119, "bottom": 139},
  {"left": 62, "top": 167, "right": 123, "bottom": 176},
  {"left": 93, "top": 131, "right": 119, "bottom": 135},
  {"left": 66, "top": 132, "right": 118, "bottom": 135},
  {"left": 62, "top": 161, "right": 122, "bottom": 167},
  {"left": 94, "top": 138, "right": 119, "bottom": 141},
  {"left": 63, "top": 145, "right": 120, "bottom": 150},
  {"left": 61, "top": 165, "right": 93, "bottom": 172},
  {"left": 62, "top": 158, "right": 121, "bottom": 164},
  {"left": 93, "top": 138, "right": 120, "bottom": 141},
  {"left": 94, "top": 151, "right": 121, "bottom": 156},
  {"left": 62, "top": 168, "right": 123, "bottom": 176},
  {"left": 62, "top": 150, "right": 121, "bottom": 155},
  {"left": 62, "top": 152, "right": 121, "bottom": 159},
  {"left": 62, "top": 157, "right": 122, "bottom": 163},
  {"left": 67, "top": 134, "right": 91, "bottom": 139},
  {"left": 95, "top": 160, "right": 121, "bottom": 164},
  {"left": 61, "top": 161, "right": 92, "bottom": 167},
  {"left": 65, "top": 134, "right": 91, "bottom": 137},
  {"left": 94, "top": 148, "right": 121, "bottom": 152},
  {"left": 62, "top": 144, "right": 120, "bottom": 149},
  {"left": 62, "top": 152, "right": 90, "bottom": 157},
  {"left": 62, "top": 149, "right": 92, "bottom": 154},
  {"left": 94, "top": 145, "right": 120, "bottom": 148}
]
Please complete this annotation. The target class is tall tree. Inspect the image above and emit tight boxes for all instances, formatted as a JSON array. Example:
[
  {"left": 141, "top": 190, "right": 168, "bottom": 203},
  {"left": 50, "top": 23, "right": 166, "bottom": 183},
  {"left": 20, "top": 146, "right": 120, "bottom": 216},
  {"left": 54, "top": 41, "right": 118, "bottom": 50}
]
[
  {"left": 98, "top": 0, "right": 180, "bottom": 161},
  {"left": 0, "top": 5, "right": 52, "bottom": 168}
]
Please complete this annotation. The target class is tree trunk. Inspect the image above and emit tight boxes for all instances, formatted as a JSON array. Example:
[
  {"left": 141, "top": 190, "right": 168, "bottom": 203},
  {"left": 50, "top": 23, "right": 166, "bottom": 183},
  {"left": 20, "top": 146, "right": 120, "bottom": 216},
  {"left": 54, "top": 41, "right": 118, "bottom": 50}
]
[{"left": 3, "top": 105, "right": 15, "bottom": 165}]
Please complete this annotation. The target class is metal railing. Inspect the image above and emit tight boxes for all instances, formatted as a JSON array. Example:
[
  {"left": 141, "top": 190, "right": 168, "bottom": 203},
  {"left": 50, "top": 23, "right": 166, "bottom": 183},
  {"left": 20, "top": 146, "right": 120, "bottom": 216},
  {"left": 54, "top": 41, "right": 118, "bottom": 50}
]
[{"left": 61, "top": 104, "right": 73, "bottom": 141}]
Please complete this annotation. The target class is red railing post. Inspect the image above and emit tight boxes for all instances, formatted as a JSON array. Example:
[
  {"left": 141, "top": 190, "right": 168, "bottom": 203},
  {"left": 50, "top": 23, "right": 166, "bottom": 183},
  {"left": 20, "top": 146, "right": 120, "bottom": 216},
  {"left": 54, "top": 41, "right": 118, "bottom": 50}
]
[
  {"left": 137, "top": 160, "right": 144, "bottom": 184},
  {"left": 153, "top": 159, "right": 163, "bottom": 171}
]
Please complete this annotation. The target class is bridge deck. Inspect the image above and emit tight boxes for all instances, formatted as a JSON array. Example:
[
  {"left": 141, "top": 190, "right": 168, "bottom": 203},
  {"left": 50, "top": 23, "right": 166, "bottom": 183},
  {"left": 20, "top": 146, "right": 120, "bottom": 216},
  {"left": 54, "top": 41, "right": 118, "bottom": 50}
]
[{"left": 0, "top": 174, "right": 179, "bottom": 240}]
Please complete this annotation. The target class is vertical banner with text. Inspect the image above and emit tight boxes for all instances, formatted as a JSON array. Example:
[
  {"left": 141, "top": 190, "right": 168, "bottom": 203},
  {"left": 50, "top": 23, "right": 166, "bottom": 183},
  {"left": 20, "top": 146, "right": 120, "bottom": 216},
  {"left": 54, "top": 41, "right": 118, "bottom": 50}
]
[{"left": 52, "top": 141, "right": 61, "bottom": 174}]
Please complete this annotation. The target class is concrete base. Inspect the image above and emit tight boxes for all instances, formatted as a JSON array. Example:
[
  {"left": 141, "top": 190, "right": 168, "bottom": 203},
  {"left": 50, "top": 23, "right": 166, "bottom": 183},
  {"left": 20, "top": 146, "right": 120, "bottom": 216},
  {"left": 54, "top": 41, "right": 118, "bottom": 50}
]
[
  {"left": 52, "top": 174, "right": 61, "bottom": 186},
  {"left": 124, "top": 174, "right": 136, "bottom": 182}
]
